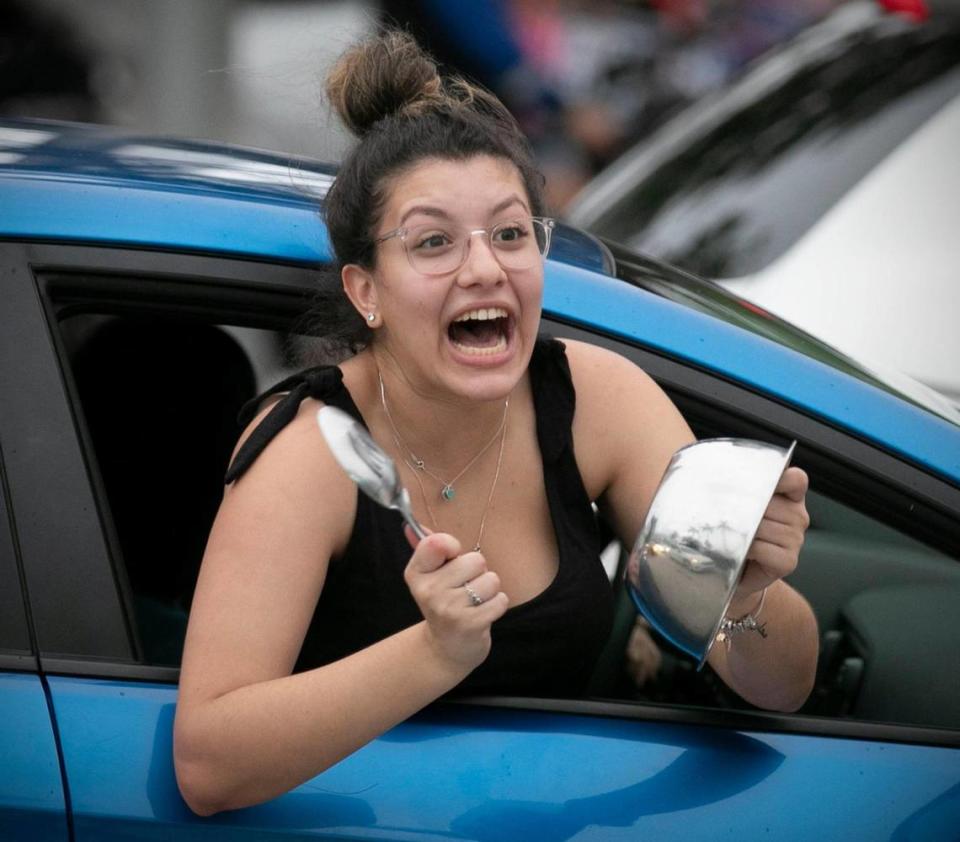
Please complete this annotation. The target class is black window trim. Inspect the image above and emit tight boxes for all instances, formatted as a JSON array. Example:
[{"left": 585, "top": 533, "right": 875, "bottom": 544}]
[{"left": 0, "top": 440, "right": 37, "bottom": 669}]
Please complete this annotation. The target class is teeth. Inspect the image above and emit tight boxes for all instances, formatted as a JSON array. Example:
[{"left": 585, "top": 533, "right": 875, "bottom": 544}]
[
  {"left": 451, "top": 334, "right": 508, "bottom": 355},
  {"left": 453, "top": 307, "right": 508, "bottom": 323}
]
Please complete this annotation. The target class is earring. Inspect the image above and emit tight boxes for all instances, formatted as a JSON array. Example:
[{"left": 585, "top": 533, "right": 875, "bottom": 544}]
[{"left": 367, "top": 312, "right": 376, "bottom": 323}]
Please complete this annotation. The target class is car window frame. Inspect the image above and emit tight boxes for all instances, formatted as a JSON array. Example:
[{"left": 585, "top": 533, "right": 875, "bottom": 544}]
[
  {"left": 6, "top": 241, "right": 959, "bottom": 751},
  {"left": 0, "top": 448, "right": 35, "bottom": 670}
]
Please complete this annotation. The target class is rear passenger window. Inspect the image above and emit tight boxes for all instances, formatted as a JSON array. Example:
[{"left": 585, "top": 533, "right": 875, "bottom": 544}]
[{"left": 59, "top": 312, "right": 300, "bottom": 665}]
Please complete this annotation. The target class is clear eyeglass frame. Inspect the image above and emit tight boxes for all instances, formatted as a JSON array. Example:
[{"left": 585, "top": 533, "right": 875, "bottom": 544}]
[{"left": 375, "top": 216, "right": 555, "bottom": 276}]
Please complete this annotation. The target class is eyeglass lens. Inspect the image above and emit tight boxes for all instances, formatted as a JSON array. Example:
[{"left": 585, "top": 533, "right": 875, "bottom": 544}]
[{"left": 404, "top": 218, "right": 550, "bottom": 275}]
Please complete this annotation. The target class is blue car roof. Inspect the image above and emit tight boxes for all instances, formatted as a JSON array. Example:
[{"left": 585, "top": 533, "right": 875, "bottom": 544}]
[{"left": 2, "top": 119, "right": 958, "bottom": 484}]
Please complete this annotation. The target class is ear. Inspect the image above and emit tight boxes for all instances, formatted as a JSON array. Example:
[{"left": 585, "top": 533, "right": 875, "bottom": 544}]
[{"left": 342, "top": 263, "right": 378, "bottom": 322}]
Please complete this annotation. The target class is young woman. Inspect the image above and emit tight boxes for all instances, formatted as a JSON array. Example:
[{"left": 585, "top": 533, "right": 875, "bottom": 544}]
[{"left": 173, "top": 31, "right": 817, "bottom": 816}]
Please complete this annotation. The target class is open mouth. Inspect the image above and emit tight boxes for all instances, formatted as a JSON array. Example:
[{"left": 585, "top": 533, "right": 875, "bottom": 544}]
[{"left": 448, "top": 307, "right": 512, "bottom": 356}]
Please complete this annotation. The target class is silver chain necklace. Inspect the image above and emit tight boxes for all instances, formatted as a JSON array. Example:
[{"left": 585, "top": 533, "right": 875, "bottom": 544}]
[
  {"left": 377, "top": 368, "right": 509, "bottom": 502},
  {"left": 376, "top": 368, "right": 509, "bottom": 552}
]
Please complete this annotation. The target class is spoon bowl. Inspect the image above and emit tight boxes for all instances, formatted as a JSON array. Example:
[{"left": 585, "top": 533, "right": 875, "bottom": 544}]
[{"left": 317, "top": 405, "right": 427, "bottom": 540}]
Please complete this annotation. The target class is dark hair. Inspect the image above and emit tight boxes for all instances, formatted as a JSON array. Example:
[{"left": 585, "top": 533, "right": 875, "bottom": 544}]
[{"left": 306, "top": 30, "right": 545, "bottom": 358}]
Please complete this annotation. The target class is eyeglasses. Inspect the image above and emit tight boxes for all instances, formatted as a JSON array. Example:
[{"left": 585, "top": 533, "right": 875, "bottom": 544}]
[{"left": 375, "top": 216, "right": 555, "bottom": 276}]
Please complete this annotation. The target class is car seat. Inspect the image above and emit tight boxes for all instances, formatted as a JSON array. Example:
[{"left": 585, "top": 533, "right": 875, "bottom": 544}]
[{"left": 70, "top": 315, "right": 256, "bottom": 665}]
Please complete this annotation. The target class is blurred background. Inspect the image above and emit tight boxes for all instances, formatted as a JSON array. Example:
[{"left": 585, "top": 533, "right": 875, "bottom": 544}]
[
  {"left": 2, "top": 0, "right": 844, "bottom": 210},
  {"left": 6, "top": 0, "right": 958, "bottom": 402}
]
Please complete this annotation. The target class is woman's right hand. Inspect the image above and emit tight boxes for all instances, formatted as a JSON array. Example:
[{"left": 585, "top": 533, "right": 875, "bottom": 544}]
[{"left": 403, "top": 528, "right": 509, "bottom": 672}]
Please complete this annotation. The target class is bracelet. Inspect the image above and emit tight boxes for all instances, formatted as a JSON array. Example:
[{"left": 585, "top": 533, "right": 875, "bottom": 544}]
[{"left": 716, "top": 587, "right": 769, "bottom": 651}]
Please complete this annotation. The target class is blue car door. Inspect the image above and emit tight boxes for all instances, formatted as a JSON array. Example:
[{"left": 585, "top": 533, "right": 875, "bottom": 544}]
[
  {"left": 0, "top": 479, "right": 69, "bottom": 841},
  {"left": 40, "top": 675, "right": 960, "bottom": 840}
]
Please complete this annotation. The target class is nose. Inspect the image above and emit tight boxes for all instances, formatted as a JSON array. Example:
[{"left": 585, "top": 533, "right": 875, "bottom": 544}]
[{"left": 456, "top": 230, "right": 506, "bottom": 287}]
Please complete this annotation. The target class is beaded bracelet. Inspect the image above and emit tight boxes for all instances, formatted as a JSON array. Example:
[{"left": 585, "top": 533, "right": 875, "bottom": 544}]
[{"left": 716, "top": 587, "right": 768, "bottom": 651}]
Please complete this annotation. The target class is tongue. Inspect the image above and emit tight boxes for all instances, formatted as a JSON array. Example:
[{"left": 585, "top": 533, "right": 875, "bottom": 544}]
[{"left": 450, "top": 319, "right": 502, "bottom": 347}]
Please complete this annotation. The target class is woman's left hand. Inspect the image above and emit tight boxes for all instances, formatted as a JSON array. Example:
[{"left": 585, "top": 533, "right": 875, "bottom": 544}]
[{"left": 732, "top": 467, "right": 810, "bottom": 605}]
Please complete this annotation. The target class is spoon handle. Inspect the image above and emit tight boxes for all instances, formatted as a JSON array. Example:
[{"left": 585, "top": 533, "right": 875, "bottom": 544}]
[
  {"left": 403, "top": 513, "right": 429, "bottom": 542},
  {"left": 397, "top": 488, "right": 429, "bottom": 541}
]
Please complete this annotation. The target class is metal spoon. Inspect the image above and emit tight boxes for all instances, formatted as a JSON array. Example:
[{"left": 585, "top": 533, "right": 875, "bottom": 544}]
[{"left": 316, "top": 405, "right": 427, "bottom": 540}]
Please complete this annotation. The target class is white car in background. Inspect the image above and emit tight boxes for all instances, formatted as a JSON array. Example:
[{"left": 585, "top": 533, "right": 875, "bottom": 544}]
[{"left": 567, "top": 2, "right": 960, "bottom": 407}]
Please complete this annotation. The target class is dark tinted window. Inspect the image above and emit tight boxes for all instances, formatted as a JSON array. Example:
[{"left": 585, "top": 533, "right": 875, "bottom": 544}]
[
  {"left": 59, "top": 311, "right": 301, "bottom": 666},
  {"left": 590, "top": 18, "right": 960, "bottom": 278}
]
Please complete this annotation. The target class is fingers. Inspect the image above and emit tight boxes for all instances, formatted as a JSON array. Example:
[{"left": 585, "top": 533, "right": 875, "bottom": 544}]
[
  {"left": 403, "top": 535, "right": 509, "bottom": 670},
  {"left": 409, "top": 555, "right": 501, "bottom": 611},
  {"left": 403, "top": 522, "right": 432, "bottom": 550},
  {"left": 774, "top": 466, "right": 809, "bottom": 503},
  {"left": 762, "top": 495, "right": 811, "bottom": 530},
  {"left": 461, "top": 569, "right": 502, "bottom": 605},
  {"left": 737, "top": 470, "right": 810, "bottom": 599},
  {"left": 745, "top": 539, "right": 798, "bottom": 579},
  {"left": 464, "top": 588, "right": 510, "bottom": 625},
  {"left": 405, "top": 532, "right": 461, "bottom": 575},
  {"left": 753, "top": 518, "right": 806, "bottom": 553},
  {"left": 758, "top": 468, "right": 810, "bottom": 539}
]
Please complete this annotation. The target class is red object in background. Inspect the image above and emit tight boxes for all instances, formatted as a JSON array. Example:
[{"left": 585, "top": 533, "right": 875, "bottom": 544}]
[{"left": 876, "top": 0, "right": 930, "bottom": 21}]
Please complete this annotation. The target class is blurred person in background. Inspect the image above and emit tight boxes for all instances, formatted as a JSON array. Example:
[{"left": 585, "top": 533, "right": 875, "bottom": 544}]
[
  {"left": 377, "top": 0, "right": 839, "bottom": 209},
  {"left": 380, "top": 0, "right": 637, "bottom": 208}
]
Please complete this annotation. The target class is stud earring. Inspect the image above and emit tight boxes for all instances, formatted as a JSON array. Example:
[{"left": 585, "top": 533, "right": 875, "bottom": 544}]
[{"left": 367, "top": 312, "right": 376, "bottom": 323}]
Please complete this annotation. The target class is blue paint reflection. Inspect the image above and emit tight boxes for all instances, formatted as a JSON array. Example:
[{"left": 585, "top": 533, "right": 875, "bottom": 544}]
[
  {"left": 448, "top": 727, "right": 783, "bottom": 841},
  {"left": 892, "top": 780, "right": 960, "bottom": 841}
]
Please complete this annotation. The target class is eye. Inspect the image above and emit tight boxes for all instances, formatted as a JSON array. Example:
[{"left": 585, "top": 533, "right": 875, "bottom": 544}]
[
  {"left": 412, "top": 229, "right": 454, "bottom": 252},
  {"left": 492, "top": 221, "right": 530, "bottom": 247}
]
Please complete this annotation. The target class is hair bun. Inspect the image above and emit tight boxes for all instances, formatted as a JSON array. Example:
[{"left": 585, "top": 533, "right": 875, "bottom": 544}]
[{"left": 325, "top": 30, "right": 443, "bottom": 137}]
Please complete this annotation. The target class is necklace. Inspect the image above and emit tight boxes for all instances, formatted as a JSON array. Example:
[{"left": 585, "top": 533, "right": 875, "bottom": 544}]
[
  {"left": 406, "top": 411, "right": 507, "bottom": 552},
  {"left": 377, "top": 369, "right": 509, "bottom": 502},
  {"left": 376, "top": 368, "right": 509, "bottom": 552}
]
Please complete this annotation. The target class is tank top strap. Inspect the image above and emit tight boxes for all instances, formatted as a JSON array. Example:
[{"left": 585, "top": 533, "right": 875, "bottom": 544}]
[
  {"left": 529, "top": 336, "right": 602, "bottom": 560},
  {"left": 528, "top": 336, "right": 576, "bottom": 464},
  {"left": 224, "top": 364, "right": 352, "bottom": 484}
]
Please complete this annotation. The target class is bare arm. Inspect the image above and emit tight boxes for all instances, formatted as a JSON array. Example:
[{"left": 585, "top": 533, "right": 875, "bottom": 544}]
[
  {"left": 173, "top": 399, "right": 507, "bottom": 815},
  {"left": 564, "top": 339, "right": 817, "bottom": 712}
]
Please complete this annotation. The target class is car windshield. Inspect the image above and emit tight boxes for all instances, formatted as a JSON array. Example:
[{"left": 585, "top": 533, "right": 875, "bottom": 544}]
[
  {"left": 608, "top": 240, "right": 960, "bottom": 428},
  {"left": 585, "top": 12, "right": 960, "bottom": 280}
]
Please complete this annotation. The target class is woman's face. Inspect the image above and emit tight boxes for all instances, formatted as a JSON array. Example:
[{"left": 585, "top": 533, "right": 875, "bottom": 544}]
[{"left": 358, "top": 154, "right": 544, "bottom": 404}]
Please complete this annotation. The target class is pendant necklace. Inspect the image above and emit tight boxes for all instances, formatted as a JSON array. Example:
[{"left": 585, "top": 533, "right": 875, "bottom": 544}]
[
  {"left": 376, "top": 367, "right": 509, "bottom": 552},
  {"left": 377, "top": 368, "right": 509, "bottom": 502}
]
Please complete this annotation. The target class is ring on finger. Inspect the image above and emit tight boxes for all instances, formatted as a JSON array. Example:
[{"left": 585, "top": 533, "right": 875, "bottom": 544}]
[{"left": 463, "top": 583, "right": 484, "bottom": 606}]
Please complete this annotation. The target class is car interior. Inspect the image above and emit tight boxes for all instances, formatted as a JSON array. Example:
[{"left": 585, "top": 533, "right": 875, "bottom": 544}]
[{"left": 55, "top": 305, "right": 960, "bottom": 734}]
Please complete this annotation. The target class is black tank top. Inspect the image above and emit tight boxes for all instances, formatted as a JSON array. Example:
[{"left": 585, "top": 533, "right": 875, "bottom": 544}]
[{"left": 226, "top": 338, "right": 614, "bottom": 697}]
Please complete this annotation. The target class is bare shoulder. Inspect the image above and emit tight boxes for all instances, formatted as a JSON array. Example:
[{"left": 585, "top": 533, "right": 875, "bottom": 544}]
[
  {"left": 225, "top": 395, "right": 357, "bottom": 557},
  {"left": 561, "top": 338, "right": 658, "bottom": 394},
  {"left": 558, "top": 337, "right": 694, "bottom": 502},
  {"left": 559, "top": 338, "right": 687, "bottom": 430}
]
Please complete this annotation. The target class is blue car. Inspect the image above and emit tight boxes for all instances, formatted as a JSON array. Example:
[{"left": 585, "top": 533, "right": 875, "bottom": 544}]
[{"left": 1, "top": 118, "right": 958, "bottom": 841}]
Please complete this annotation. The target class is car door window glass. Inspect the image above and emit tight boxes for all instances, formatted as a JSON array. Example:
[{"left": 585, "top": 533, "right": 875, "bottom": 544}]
[{"left": 59, "top": 311, "right": 301, "bottom": 666}]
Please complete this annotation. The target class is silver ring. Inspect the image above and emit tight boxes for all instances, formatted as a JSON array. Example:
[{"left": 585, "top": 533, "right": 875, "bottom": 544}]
[{"left": 463, "top": 583, "right": 484, "bottom": 606}]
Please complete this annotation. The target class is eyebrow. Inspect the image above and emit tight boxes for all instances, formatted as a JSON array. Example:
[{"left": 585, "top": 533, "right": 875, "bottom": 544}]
[{"left": 398, "top": 195, "right": 530, "bottom": 226}]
